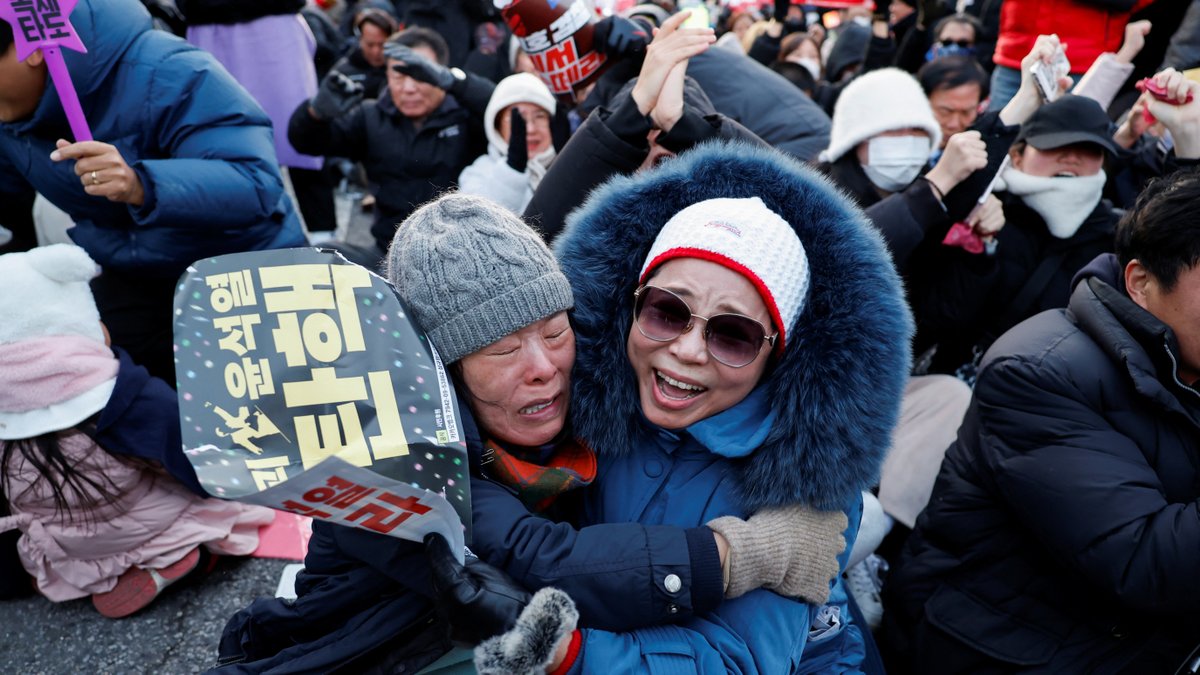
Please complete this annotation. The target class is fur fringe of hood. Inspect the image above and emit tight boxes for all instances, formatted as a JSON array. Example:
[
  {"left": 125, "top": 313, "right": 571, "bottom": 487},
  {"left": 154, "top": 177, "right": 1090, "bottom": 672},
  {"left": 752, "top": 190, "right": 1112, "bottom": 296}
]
[{"left": 554, "top": 141, "right": 913, "bottom": 511}]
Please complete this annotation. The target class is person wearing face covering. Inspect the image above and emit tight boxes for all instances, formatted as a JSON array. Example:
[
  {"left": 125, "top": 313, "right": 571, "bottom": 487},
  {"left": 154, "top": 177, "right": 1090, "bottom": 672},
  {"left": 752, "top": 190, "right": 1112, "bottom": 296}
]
[
  {"left": 817, "top": 67, "right": 994, "bottom": 282},
  {"left": 905, "top": 34, "right": 1130, "bottom": 378}
]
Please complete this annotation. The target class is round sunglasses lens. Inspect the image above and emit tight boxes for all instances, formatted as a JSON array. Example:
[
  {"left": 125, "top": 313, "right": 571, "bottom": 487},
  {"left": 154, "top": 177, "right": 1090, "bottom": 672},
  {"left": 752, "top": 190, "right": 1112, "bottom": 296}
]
[
  {"left": 637, "top": 288, "right": 691, "bottom": 340},
  {"left": 706, "top": 315, "right": 765, "bottom": 366}
]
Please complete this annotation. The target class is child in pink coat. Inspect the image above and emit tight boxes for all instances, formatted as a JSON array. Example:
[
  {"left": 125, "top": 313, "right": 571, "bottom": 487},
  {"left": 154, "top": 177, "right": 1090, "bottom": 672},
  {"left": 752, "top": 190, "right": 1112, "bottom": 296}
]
[{"left": 0, "top": 245, "right": 274, "bottom": 618}]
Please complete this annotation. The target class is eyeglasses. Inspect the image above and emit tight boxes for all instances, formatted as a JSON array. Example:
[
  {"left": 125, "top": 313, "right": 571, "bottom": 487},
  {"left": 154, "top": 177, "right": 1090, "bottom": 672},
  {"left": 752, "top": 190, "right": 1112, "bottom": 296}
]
[
  {"left": 936, "top": 39, "right": 973, "bottom": 49},
  {"left": 633, "top": 285, "right": 776, "bottom": 368}
]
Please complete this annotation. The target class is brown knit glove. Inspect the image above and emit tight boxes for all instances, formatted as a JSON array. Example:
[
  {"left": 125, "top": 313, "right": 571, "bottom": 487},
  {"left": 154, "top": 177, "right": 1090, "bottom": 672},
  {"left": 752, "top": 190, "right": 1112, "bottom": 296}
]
[{"left": 707, "top": 504, "right": 848, "bottom": 604}]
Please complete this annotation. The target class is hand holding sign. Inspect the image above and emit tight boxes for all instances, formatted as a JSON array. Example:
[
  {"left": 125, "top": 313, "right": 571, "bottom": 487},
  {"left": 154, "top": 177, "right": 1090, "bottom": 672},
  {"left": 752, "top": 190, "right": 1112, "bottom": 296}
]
[
  {"left": 0, "top": 0, "right": 92, "bottom": 141},
  {"left": 50, "top": 139, "right": 145, "bottom": 205}
]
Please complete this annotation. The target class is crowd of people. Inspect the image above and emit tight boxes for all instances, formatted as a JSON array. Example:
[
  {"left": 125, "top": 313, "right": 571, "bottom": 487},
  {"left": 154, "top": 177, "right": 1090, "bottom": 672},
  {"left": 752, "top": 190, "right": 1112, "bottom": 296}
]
[{"left": 1, "top": 0, "right": 1199, "bottom": 671}]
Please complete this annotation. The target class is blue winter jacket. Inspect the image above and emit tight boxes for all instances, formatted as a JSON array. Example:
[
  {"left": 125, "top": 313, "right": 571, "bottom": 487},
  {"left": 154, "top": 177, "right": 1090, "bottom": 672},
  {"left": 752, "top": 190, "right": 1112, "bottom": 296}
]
[
  {"left": 0, "top": 0, "right": 304, "bottom": 278},
  {"left": 555, "top": 141, "right": 914, "bottom": 672}
]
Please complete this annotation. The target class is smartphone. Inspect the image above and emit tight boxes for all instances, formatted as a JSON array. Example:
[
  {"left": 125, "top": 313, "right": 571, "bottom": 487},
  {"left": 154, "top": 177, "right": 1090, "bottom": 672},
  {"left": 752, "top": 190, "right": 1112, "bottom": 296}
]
[
  {"left": 1030, "top": 47, "right": 1070, "bottom": 102},
  {"left": 679, "top": 2, "right": 711, "bottom": 29}
]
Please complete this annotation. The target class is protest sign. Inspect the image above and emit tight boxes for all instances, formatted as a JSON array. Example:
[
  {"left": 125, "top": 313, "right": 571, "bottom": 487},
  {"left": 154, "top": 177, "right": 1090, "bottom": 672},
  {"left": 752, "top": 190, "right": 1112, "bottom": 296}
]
[
  {"left": 498, "top": 0, "right": 607, "bottom": 100},
  {"left": 174, "top": 248, "right": 469, "bottom": 559},
  {"left": 0, "top": 0, "right": 92, "bottom": 141}
]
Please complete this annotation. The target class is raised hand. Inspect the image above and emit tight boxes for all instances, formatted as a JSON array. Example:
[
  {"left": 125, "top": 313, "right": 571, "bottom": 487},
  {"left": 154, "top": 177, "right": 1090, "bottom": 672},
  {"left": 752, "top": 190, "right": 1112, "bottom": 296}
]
[
  {"left": 631, "top": 10, "right": 715, "bottom": 120},
  {"left": 926, "top": 130, "right": 988, "bottom": 197},
  {"left": 507, "top": 108, "right": 529, "bottom": 172},
  {"left": 310, "top": 71, "right": 364, "bottom": 120},
  {"left": 384, "top": 43, "right": 455, "bottom": 90}
]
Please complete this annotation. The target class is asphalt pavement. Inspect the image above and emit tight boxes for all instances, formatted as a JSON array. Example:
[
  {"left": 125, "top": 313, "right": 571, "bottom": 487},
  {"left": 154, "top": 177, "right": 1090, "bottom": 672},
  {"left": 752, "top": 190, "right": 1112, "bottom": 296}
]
[{"left": 0, "top": 556, "right": 292, "bottom": 674}]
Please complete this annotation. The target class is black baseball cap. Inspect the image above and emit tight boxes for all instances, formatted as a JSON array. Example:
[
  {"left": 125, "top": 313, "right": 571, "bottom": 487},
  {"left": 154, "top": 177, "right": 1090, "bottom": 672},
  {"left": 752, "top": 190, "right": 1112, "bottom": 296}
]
[{"left": 1015, "top": 94, "right": 1119, "bottom": 156}]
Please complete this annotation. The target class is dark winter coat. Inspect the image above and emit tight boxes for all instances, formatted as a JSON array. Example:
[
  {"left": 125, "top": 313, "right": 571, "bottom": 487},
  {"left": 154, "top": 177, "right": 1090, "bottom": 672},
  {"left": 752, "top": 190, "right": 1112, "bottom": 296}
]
[
  {"left": 214, "top": 404, "right": 725, "bottom": 673},
  {"left": 525, "top": 83, "right": 768, "bottom": 242},
  {"left": 553, "top": 141, "right": 912, "bottom": 669},
  {"left": 93, "top": 348, "right": 205, "bottom": 497},
  {"left": 883, "top": 253, "right": 1200, "bottom": 671},
  {"left": 582, "top": 47, "right": 831, "bottom": 162},
  {"left": 288, "top": 77, "right": 494, "bottom": 251},
  {"left": 0, "top": 0, "right": 305, "bottom": 279}
]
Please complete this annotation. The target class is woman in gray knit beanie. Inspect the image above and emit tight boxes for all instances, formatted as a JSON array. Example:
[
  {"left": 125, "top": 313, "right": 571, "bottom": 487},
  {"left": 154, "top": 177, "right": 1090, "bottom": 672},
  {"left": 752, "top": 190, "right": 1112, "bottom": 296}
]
[{"left": 254, "top": 193, "right": 847, "bottom": 675}]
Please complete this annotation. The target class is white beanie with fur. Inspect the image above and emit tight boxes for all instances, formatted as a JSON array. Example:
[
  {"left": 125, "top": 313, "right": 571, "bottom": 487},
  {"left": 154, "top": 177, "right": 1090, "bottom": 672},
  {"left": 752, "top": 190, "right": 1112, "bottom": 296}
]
[{"left": 819, "top": 68, "right": 942, "bottom": 164}]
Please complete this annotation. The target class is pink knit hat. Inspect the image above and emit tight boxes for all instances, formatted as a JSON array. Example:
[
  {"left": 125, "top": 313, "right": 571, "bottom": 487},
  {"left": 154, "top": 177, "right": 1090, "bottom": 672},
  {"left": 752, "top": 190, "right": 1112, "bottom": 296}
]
[{"left": 638, "top": 197, "right": 810, "bottom": 351}]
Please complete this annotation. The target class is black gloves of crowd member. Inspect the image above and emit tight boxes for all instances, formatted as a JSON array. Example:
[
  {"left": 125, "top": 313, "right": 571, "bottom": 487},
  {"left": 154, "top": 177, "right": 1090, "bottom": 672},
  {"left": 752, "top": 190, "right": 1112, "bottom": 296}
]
[
  {"left": 507, "top": 109, "right": 528, "bottom": 173},
  {"left": 310, "top": 71, "right": 364, "bottom": 120},
  {"left": 384, "top": 43, "right": 458, "bottom": 90},
  {"left": 593, "top": 16, "right": 651, "bottom": 59},
  {"left": 507, "top": 106, "right": 571, "bottom": 173},
  {"left": 426, "top": 533, "right": 532, "bottom": 646}
]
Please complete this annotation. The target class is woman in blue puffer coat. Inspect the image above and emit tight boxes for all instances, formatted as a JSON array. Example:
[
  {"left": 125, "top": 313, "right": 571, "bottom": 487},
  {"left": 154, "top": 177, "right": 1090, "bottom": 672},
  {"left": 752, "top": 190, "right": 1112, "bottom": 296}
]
[{"left": 475, "top": 141, "right": 913, "bottom": 673}]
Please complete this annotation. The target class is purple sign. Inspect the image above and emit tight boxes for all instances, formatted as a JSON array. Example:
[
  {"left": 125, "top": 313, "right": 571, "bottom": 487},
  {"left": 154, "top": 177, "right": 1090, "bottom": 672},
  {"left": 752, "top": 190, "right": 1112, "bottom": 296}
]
[{"left": 0, "top": 0, "right": 92, "bottom": 141}]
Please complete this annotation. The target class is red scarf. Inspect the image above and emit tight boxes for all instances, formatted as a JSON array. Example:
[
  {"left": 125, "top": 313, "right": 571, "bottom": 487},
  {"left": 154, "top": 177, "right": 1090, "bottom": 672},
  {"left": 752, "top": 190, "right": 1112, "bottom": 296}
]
[{"left": 480, "top": 437, "right": 597, "bottom": 513}]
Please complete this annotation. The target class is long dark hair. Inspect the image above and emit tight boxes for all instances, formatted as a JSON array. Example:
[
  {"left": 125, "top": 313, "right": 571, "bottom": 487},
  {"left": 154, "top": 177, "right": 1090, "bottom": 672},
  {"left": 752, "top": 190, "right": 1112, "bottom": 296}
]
[{"left": 0, "top": 416, "right": 125, "bottom": 524}]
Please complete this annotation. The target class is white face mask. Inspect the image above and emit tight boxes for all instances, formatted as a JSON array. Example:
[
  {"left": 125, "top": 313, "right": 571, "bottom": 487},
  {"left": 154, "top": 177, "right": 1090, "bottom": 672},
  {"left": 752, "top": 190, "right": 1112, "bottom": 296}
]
[
  {"left": 793, "top": 57, "right": 821, "bottom": 80},
  {"left": 997, "top": 166, "right": 1106, "bottom": 238},
  {"left": 862, "top": 136, "right": 930, "bottom": 192}
]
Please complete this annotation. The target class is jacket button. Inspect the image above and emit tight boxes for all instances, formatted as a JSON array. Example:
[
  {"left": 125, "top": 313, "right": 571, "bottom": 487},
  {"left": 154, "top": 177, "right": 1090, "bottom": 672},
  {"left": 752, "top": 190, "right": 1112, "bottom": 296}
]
[
  {"left": 664, "top": 574, "right": 682, "bottom": 594},
  {"left": 644, "top": 460, "right": 663, "bottom": 478},
  {"left": 668, "top": 603, "right": 678, "bottom": 614}
]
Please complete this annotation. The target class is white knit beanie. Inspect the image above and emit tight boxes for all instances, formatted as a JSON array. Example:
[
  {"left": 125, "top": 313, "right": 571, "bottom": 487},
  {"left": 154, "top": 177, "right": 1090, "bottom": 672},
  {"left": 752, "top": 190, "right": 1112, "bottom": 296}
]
[
  {"left": 639, "top": 197, "right": 809, "bottom": 351},
  {"left": 819, "top": 68, "right": 942, "bottom": 163},
  {"left": 484, "top": 73, "right": 557, "bottom": 153}
]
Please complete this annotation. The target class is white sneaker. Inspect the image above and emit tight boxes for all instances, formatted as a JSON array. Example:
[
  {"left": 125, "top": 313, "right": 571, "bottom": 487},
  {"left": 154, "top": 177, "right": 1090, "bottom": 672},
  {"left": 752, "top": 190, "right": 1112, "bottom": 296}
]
[{"left": 844, "top": 554, "right": 887, "bottom": 631}]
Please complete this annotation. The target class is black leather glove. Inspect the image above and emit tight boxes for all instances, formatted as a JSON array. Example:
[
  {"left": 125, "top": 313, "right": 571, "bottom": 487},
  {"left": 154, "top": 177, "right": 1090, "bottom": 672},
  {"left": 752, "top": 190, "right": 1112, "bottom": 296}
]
[
  {"left": 551, "top": 105, "right": 572, "bottom": 153},
  {"left": 426, "top": 533, "right": 532, "bottom": 646},
  {"left": 310, "top": 71, "right": 364, "bottom": 120},
  {"left": 384, "top": 43, "right": 456, "bottom": 90},
  {"left": 506, "top": 109, "right": 528, "bottom": 172},
  {"left": 593, "top": 16, "right": 650, "bottom": 59}
]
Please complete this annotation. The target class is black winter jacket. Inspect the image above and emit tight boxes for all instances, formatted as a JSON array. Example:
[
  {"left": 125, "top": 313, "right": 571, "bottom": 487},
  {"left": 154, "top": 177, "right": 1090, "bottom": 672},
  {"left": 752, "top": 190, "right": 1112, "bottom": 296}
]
[
  {"left": 883, "top": 254, "right": 1200, "bottom": 672},
  {"left": 288, "top": 77, "right": 494, "bottom": 251},
  {"left": 524, "top": 81, "right": 769, "bottom": 242}
]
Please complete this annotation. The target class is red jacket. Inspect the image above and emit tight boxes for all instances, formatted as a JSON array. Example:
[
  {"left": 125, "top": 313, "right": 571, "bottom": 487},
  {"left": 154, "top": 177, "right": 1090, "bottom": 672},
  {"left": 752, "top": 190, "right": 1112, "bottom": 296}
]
[{"left": 994, "top": 0, "right": 1155, "bottom": 73}]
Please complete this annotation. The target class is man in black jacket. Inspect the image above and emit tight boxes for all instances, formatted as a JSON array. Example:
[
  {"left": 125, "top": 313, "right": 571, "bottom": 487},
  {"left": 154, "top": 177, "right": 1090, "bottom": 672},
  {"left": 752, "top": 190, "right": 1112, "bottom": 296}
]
[
  {"left": 290, "top": 27, "right": 494, "bottom": 267},
  {"left": 882, "top": 71, "right": 1200, "bottom": 672}
]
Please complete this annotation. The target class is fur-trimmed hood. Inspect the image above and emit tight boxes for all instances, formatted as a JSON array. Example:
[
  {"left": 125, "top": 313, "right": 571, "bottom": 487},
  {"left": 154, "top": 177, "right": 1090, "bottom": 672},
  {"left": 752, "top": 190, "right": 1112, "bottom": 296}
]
[{"left": 555, "top": 141, "right": 913, "bottom": 511}]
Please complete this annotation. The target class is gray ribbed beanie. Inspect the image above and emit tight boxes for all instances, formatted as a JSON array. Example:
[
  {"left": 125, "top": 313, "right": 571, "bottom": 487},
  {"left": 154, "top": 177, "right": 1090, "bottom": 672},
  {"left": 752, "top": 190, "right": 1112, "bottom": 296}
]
[{"left": 386, "top": 193, "right": 573, "bottom": 364}]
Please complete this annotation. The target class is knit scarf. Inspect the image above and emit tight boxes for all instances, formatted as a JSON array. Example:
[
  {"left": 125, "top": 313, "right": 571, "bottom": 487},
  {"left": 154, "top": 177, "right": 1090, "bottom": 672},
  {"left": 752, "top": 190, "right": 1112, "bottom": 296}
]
[
  {"left": 480, "top": 436, "right": 596, "bottom": 513},
  {"left": 997, "top": 167, "right": 1106, "bottom": 239}
]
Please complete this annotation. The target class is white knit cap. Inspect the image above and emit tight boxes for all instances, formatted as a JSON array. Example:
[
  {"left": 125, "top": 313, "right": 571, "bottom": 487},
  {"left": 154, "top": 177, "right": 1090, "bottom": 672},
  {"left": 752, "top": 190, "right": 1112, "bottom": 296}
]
[
  {"left": 638, "top": 197, "right": 809, "bottom": 351},
  {"left": 819, "top": 67, "right": 942, "bottom": 163},
  {"left": 484, "top": 73, "right": 557, "bottom": 153}
]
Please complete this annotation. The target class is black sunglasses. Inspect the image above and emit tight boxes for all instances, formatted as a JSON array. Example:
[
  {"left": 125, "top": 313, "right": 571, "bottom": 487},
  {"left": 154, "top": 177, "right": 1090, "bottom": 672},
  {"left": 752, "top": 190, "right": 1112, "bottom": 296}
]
[
  {"left": 937, "top": 39, "right": 973, "bottom": 49},
  {"left": 633, "top": 285, "right": 776, "bottom": 368}
]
